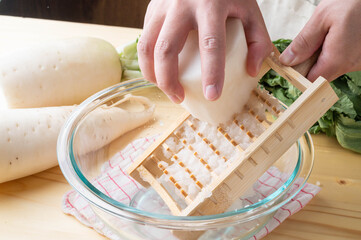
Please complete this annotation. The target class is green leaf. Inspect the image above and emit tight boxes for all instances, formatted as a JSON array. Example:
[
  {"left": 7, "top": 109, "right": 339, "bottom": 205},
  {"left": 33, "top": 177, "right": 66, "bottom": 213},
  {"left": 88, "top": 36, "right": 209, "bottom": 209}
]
[
  {"left": 317, "top": 110, "right": 336, "bottom": 136},
  {"left": 347, "top": 71, "right": 361, "bottom": 87},
  {"left": 122, "top": 70, "right": 143, "bottom": 80},
  {"left": 309, "top": 124, "right": 322, "bottom": 134},
  {"left": 118, "top": 37, "right": 143, "bottom": 81},
  {"left": 335, "top": 115, "right": 361, "bottom": 153},
  {"left": 271, "top": 88, "right": 294, "bottom": 106},
  {"left": 332, "top": 76, "right": 361, "bottom": 117},
  {"left": 347, "top": 80, "right": 361, "bottom": 95},
  {"left": 272, "top": 39, "right": 292, "bottom": 53}
]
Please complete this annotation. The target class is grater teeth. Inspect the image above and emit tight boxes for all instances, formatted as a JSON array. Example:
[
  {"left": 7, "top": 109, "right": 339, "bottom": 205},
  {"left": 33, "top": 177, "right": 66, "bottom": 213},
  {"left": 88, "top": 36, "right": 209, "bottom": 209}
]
[
  {"left": 217, "top": 127, "right": 238, "bottom": 147},
  {"left": 180, "top": 189, "right": 188, "bottom": 198},
  {"left": 176, "top": 158, "right": 204, "bottom": 190},
  {"left": 245, "top": 105, "right": 274, "bottom": 131},
  {"left": 196, "top": 181, "right": 203, "bottom": 189},
  {"left": 233, "top": 119, "right": 255, "bottom": 140},
  {"left": 153, "top": 154, "right": 192, "bottom": 201},
  {"left": 246, "top": 106, "right": 264, "bottom": 123},
  {"left": 252, "top": 89, "right": 281, "bottom": 116},
  {"left": 184, "top": 122, "right": 229, "bottom": 166},
  {"left": 174, "top": 134, "right": 213, "bottom": 173},
  {"left": 163, "top": 140, "right": 206, "bottom": 192}
]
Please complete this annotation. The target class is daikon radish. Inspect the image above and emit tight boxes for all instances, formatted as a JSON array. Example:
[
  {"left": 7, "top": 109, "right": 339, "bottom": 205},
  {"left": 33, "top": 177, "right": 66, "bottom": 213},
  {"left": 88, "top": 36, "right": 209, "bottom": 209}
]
[
  {"left": 178, "top": 18, "right": 259, "bottom": 125},
  {"left": 0, "top": 37, "right": 122, "bottom": 109},
  {"left": 0, "top": 95, "right": 155, "bottom": 183},
  {"left": 0, "top": 106, "right": 75, "bottom": 183},
  {"left": 74, "top": 94, "right": 155, "bottom": 155}
]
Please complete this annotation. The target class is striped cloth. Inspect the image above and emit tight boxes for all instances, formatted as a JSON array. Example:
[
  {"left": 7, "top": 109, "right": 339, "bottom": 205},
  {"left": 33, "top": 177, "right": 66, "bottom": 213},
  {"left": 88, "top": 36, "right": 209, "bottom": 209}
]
[{"left": 62, "top": 136, "right": 320, "bottom": 240}]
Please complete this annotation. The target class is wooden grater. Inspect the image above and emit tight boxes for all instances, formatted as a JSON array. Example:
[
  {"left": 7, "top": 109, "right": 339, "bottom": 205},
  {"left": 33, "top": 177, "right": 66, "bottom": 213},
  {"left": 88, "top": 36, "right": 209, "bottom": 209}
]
[{"left": 127, "top": 47, "right": 338, "bottom": 239}]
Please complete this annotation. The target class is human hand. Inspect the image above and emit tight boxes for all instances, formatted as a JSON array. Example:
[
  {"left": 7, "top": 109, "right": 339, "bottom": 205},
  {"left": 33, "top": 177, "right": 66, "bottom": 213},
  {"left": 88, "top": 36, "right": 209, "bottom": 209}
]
[
  {"left": 280, "top": 0, "right": 361, "bottom": 82},
  {"left": 137, "top": 0, "right": 272, "bottom": 103}
]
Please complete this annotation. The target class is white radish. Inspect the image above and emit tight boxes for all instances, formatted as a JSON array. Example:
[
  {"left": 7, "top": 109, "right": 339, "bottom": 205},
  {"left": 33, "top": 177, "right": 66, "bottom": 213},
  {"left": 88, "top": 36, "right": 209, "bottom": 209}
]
[
  {"left": 0, "top": 37, "right": 122, "bottom": 109},
  {"left": 0, "top": 95, "right": 155, "bottom": 183},
  {"left": 74, "top": 94, "right": 155, "bottom": 155},
  {"left": 0, "top": 106, "right": 75, "bottom": 183},
  {"left": 178, "top": 18, "right": 259, "bottom": 125}
]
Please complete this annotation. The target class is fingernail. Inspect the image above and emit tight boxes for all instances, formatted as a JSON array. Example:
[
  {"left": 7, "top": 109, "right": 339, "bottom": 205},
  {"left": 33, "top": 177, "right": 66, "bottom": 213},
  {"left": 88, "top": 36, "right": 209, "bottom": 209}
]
[
  {"left": 205, "top": 84, "right": 219, "bottom": 101},
  {"left": 280, "top": 48, "right": 296, "bottom": 66},
  {"left": 169, "top": 94, "right": 182, "bottom": 104}
]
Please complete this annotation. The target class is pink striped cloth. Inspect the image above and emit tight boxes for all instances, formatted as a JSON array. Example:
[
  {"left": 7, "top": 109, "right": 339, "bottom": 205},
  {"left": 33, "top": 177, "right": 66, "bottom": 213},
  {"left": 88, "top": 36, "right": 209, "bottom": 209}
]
[{"left": 62, "top": 136, "right": 320, "bottom": 240}]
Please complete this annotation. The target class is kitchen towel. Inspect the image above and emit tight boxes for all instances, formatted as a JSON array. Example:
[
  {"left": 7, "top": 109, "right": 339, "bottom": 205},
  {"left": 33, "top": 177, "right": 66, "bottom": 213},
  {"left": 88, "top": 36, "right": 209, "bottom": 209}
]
[{"left": 62, "top": 136, "right": 320, "bottom": 240}]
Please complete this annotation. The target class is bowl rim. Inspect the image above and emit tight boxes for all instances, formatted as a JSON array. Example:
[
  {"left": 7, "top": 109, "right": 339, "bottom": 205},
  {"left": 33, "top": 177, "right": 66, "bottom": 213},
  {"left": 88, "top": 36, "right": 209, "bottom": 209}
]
[{"left": 57, "top": 78, "right": 314, "bottom": 229}]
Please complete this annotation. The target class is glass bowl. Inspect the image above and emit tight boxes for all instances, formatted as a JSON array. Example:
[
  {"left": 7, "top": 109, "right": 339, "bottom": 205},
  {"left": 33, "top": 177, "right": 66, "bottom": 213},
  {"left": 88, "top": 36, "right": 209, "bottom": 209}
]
[{"left": 57, "top": 78, "right": 314, "bottom": 240}]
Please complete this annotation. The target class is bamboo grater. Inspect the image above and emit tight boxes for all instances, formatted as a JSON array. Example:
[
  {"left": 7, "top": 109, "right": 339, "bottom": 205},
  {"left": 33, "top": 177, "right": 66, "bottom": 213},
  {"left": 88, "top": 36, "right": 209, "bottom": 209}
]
[{"left": 127, "top": 47, "right": 338, "bottom": 238}]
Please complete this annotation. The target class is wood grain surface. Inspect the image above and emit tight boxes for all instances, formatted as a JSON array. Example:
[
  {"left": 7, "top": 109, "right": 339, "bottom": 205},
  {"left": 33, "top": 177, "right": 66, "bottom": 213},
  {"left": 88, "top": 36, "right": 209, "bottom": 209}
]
[{"left": 0, "top": 16, "right": 360, "bottom": 240}]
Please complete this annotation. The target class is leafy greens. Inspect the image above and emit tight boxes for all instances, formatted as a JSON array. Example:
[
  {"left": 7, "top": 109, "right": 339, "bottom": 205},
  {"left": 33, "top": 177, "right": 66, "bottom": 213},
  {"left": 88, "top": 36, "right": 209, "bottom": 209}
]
[
  {"left": 119, "top": 37, "right": 143, "bottom": 81},
  {"left": 260, "top": 39, "right": 361, "bottom": 153}
]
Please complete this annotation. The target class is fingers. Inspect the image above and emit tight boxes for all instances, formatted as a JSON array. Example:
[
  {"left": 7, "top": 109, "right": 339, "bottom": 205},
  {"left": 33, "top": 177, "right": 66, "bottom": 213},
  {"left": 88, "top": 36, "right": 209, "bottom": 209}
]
[
  {"left": 279, "top": 12, "right": 328, "bottom": 67},
  {"left": 196, "top": 7, "right": 227, "bottom": 101},
  {"left": 153, "top": 11, "right": 193, "bottom": 103},
  {"left": 143, "top": 0, "right": 155, "bottom": 28},
  {"left": 306, "top": 32, "right": 350, "bottom": 82},
  {"left": 242, "top": 10, "right": 272, "bottom": 77},
  {"left": 307, "top": 53, "right": 340, "bottom": 82},
  {"left": 137, "top": 13, "right": 165, "bottom": 84},
  {"left": 139, "top": 0, "right": 274, "bottom": 104}
]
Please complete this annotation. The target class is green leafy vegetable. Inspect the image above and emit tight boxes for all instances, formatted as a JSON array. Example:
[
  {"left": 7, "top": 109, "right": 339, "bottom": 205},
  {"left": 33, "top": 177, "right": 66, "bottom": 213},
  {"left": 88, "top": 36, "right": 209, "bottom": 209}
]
[
  {"left": 259, "top": 39, "right": 361, "bottom": 154},
  {"left": 336, "top": 115, "right": 361, "bottom": 153},
  {"left": 119, "top": 37, "right": 143, "bottom": 81}
]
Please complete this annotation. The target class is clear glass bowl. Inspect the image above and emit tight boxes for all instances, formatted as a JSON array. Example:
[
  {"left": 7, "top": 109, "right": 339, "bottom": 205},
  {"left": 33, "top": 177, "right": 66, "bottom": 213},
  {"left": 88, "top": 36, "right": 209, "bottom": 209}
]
[{"left": 57, "top": 78, "right": 314, "bottom": 240}]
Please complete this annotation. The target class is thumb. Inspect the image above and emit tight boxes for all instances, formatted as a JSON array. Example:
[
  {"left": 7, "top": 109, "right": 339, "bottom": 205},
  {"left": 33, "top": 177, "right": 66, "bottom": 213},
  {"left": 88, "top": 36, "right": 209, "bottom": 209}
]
[{"left": 280, "top": 14, "right": 328, "bottom": 66}]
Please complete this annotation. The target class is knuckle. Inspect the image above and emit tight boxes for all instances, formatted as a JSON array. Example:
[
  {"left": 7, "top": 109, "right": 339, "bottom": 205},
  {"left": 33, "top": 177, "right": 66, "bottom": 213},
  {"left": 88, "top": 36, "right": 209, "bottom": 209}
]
[
  {"left": 317, "top": 52, "right": 347, "bottom": 79},
  {"left": 201, "top": 35, "right": 221, "bottom": 51},
  {"left": 154, "top": 39, "right": 174, "bottom": 59},
  {"left": 137, "top": 38, "right": 152, "bottom": 56},
  {"left": 294, "top": 34, "right": 311, "bottom": 52}
]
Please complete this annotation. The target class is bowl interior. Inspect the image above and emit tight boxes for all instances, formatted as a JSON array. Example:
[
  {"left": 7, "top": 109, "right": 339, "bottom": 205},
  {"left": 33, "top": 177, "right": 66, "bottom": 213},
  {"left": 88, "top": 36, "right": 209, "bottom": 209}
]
[{"left": 58, "top": 79, "right": 314, "bottom": 226}]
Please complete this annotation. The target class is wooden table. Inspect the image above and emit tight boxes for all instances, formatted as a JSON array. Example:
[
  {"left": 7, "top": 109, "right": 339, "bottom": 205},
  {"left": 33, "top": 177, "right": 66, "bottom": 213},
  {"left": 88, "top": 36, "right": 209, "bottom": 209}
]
[{"left": 0, "top": 16, "right": 360, "bottom": 240}]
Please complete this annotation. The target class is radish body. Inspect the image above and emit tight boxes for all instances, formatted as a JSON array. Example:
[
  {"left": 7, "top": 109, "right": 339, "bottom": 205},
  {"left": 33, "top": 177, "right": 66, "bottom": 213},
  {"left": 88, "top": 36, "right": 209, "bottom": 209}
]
[
  {"left": 178, "top": 19, "right": 259, "bottom": 125},
  {"left": 0, "top": 106, "right": 75, "bottom": 183},
  {"left": 74, "top": 95, "right": 155, "bottom": 155},
  {"left": 0, "top": 95, "right": 155, "bottom": 183},
  {"left": 0, "top": 37, "right": 122, "bottom": 108}
]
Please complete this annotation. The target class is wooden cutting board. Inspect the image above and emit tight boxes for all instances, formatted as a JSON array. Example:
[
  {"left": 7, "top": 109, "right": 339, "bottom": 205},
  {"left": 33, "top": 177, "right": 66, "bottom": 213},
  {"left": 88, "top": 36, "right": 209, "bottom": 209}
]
[{"left": 0, "top": 16, "right": 360, "bottom": 240}]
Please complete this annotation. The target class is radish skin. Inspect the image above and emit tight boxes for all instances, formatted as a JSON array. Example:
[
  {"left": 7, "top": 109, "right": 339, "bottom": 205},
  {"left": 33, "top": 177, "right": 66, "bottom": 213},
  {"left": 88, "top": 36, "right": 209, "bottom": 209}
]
[
  {"left": 178, "top": 19, "right": 259, "bottom": 125},
  {"left": 75, "top": 95, "right": 155, "bottom": 155},
  {"left": 0, "top": 106, "right": 75, "bottom": 183},
  {"left": 0, "top": 95, "right": 155, "bottom": 183},
  {"left": 0, "top": 37, "right": 122, "bottom": 108}
]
